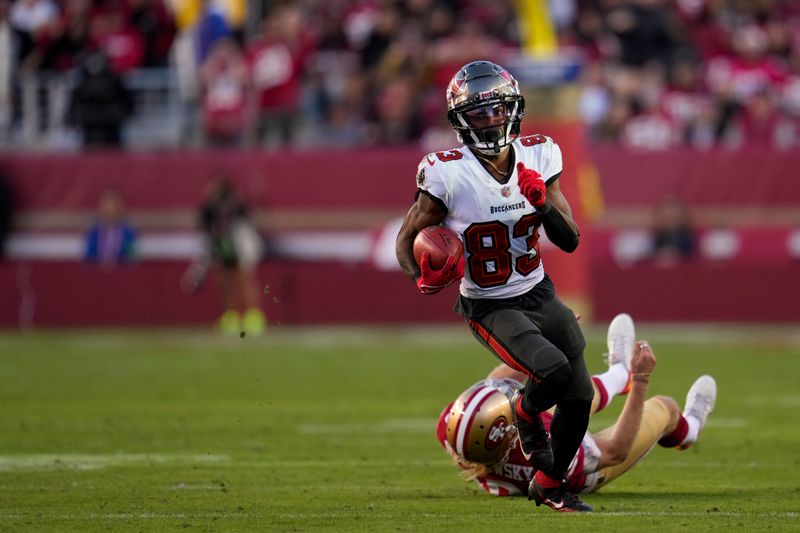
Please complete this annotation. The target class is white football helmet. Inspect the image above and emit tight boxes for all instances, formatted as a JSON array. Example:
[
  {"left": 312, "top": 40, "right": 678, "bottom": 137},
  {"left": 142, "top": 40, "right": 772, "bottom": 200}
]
[{"left": 446, "top": 61, "right": 525, "bottom": 155}]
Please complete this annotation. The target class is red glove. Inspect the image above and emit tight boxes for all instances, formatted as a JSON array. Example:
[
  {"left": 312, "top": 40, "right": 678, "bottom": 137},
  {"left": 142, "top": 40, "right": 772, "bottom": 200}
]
[
  {"left": 517, "top": 162, "right": 546, "bottom": 207},
  {"left": 416, "top": 252, "right": 465, "bottom": 295}
]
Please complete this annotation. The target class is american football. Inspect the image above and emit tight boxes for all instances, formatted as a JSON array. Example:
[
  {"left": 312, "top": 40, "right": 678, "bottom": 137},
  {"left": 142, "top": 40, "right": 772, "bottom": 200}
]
[{"left": 413, "top": 225, "right": 464, "bottom": 269}]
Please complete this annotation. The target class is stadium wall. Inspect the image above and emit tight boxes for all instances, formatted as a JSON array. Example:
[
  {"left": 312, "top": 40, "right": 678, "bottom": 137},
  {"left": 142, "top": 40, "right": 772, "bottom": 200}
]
[
  {"left": 0, "top": 125, "right": 589, "bottom": 327},
  {"left": 0, "top": 261, "right": 460, "bottom": 327},
  {"left": 588, "top": 147, "right": 800, "bottom": 322},
  {"left": 2, "top": 140, "right": 799, "bottom": 326}
]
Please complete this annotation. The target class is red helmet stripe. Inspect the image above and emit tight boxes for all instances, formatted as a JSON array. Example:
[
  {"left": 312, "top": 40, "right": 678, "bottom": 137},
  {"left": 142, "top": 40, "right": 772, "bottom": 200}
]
[{"left": 450, "top": 384, "right": 489, "bottom": 453}]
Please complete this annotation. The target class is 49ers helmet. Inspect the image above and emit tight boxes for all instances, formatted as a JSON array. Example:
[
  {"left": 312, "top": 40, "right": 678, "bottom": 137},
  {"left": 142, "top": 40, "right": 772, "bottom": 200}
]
[
  {"left": 444, "top": 380, "right": 517, "bottom": 465},
  {"left": 446, "top": 61, "right": 525, "bottom": 155}
]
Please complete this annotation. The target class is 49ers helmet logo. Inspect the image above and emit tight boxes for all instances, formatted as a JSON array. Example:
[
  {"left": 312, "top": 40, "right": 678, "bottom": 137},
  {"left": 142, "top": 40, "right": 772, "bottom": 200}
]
[{"left": 485, "top": 416, "right": 508, "bottom": 450}]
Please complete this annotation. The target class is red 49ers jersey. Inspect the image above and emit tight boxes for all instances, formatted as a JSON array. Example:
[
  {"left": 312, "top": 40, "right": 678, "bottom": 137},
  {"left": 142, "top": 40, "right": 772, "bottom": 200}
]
[
  {"left": 437, "top": 405, "right": 602, "bottom": 496},
  {"left": 416, "top": 135, "right": 563, "bottom": 300}
]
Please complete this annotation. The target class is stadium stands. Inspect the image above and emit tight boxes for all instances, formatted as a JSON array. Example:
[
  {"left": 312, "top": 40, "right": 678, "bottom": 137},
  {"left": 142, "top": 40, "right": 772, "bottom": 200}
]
[{"left": 3, "top": 1, "right": 800, "bottom": 151}]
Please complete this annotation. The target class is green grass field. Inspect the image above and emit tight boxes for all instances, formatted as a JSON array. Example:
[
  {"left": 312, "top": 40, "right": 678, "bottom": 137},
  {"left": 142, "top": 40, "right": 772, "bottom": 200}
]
[{"left": 1, "top": 324, "right": 799, "bottom": 532}]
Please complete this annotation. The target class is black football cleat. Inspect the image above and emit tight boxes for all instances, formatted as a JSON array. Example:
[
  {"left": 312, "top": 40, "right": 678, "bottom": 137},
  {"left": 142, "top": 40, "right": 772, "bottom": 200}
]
[
  {"left": 511, "top": 393, "right": 553, "bottom": 472},
  {"left": 528, "top": 479, "right": 594, "bottom": 513}
]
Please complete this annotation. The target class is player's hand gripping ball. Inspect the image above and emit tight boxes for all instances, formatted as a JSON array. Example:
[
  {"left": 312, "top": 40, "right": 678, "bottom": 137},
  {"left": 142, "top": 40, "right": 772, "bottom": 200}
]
[
  {"left": 413, "top": 226, "right": 465, "bottom": 295},
  {"left": 517, "top": 162, "right": 546, "bottom": 208}
]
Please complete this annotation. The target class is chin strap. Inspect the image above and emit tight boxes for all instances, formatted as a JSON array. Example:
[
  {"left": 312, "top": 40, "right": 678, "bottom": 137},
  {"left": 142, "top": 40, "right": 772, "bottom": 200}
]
[{"left": 474, "top": 141, "right": 508, "bottom": 156}]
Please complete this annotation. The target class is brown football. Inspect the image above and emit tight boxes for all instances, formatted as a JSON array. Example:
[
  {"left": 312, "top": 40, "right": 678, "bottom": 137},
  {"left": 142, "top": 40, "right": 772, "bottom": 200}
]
[{"left": 413, "top": 226, "right": 464, "bottom": 269}]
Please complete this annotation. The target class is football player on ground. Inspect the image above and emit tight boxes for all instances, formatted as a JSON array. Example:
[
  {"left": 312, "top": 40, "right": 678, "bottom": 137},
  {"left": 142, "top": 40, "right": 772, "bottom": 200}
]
[
  {"left": 396, "top": 60, "right": 594, "bottom": 511},
  {"left": 437, "top": 313, "right": 717, "bottom": 505}
]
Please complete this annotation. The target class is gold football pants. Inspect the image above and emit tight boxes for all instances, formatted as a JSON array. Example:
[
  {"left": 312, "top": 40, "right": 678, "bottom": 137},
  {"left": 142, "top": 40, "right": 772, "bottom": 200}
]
[{"left": 589, "top": 397, "right": 674, "bottom": 491}]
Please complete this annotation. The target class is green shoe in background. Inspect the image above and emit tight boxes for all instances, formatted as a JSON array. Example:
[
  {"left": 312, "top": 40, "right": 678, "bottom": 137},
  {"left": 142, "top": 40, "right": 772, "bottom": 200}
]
[
  {"left": 218, "top": 310, "right": 241, "bottom": 335},
  {"left": 242, "top": 307, "right": 267, "bottom": 336}
]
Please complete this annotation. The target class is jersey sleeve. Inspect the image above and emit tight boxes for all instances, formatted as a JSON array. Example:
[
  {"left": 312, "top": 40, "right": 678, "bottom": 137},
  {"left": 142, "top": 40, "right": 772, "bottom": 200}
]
[
  {"left": 415, "top": 155, "right": 451, "bottom": 208},
  {"left": 538, "top": 137, "right": 563, "bottom": 184}
]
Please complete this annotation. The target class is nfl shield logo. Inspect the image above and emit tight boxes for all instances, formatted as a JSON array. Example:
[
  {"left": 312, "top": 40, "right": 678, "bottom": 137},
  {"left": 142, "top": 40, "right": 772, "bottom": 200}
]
[{"left": 501, "top": 186, "right": 511, "bottom": 198}]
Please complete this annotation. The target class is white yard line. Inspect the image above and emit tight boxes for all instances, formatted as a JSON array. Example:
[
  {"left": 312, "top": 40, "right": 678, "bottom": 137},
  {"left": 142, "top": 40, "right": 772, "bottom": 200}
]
[
  {"left": 297, "top": 418, "right": 435, "bottom": 434},
  {"left": 745, "top": 395, "right": 800, "bottom": 407},
  {"left": 4, "top": 324, "right": 800, "bottom": 350},
  {"left": 0, "top": 453, "right": 229, "bottom": 472},
  {"left": 0, "top": 511, "right": 796, "bottom": 520},
  {"left": 704, "top": 417, "right": 749, "bottom": 428},
  {"left": 596, "top": 511, "right": 798, "bottom": 518}
]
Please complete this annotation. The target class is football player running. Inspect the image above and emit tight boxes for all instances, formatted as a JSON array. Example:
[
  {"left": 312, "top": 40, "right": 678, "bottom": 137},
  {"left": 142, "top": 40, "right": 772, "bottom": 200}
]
[
  {"left": 437, "top": 313, "right": 718, "bottom": 505},
  {"left": 396, "top": 61, "right": 593, "bottom": 511}
]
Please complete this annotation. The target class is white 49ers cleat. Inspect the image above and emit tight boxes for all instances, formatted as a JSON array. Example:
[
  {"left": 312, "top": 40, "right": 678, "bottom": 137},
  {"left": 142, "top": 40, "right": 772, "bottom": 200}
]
[
  {"left": 606, "top": 313, "right": 635, "bottom": 370},
  {"left": 605, "top": 313, "right": 635, "bottom": 394},
  {"left": 679, "top": 375, "right": 717, "bottom": 449}
]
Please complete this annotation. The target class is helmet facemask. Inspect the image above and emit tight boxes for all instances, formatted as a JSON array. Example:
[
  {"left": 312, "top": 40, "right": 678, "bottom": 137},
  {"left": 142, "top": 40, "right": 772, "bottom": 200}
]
[{"left": 450, "top": 98, "right": 524, "bottom": 155}]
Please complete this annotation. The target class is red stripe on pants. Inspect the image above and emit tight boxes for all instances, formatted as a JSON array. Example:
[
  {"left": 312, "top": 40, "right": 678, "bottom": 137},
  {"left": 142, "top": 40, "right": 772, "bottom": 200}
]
[{"left": 467, "top": 318, "right": 537, "bottom": 381}]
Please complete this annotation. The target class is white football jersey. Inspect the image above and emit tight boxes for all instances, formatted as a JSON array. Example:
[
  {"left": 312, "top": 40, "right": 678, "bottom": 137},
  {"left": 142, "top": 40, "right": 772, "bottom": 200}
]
[{"left": 416, "top": 134, "right": 563, "bottom": 299}]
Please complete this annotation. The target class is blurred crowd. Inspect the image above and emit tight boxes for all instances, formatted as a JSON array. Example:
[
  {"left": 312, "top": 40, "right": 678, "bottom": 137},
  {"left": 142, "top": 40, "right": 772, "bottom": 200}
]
[
  {"left": 577, "top": 0, "right": 800, "bottom": 150},
  {"left": 2, "top": 0, "right": 800, "bottom": 150}
]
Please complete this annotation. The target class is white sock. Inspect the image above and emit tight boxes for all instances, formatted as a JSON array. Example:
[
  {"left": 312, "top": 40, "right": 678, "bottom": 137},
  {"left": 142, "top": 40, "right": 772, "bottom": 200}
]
[
  {"left": 595, "top": 363, "right": 630, "bottom": 399},
  {"left": 681, "top": 415, "right": 701, "bottom": 446}
]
